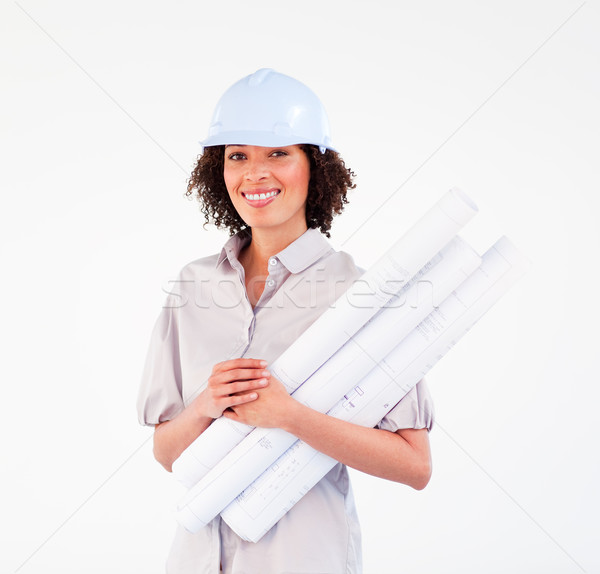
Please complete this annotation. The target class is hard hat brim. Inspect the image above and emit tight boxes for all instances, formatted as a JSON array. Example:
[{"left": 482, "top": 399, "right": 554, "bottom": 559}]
[{"left": 200, "top": 131, "right": 337, "bottom": 153}]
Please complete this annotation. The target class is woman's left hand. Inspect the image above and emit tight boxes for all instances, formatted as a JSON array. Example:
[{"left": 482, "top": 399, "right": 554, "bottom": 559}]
[{"left": 222, "top": 374, "right": 296, "bottom": 428}]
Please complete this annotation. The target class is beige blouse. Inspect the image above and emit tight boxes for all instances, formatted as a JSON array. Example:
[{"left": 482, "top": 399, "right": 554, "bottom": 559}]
[{"left": 137, "top": 228, "right": 434, "bottom": 574}]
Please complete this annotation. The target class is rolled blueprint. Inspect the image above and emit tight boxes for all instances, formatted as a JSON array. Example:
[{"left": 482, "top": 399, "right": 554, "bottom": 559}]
[
  {"left": 220, "top": 236, "right": 530, "bottom": 542},
  {"left": 174, "top": 237, "right": 483, "bottom": 531},
  {"left": 173, "top": 188, "right": 479, "bottom": 487}
]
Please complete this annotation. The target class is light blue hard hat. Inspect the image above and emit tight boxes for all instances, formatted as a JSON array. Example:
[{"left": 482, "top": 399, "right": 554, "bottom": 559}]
[{"left": 201, "top": 68, "right": 336, "bottom": 154}]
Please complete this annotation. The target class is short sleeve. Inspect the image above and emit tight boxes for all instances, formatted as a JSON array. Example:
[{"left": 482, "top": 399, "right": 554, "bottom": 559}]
[
  {"left": 136, "top": 300, "right": 184, "bottom": 426},
  {"left": 376, "top": 378, "right": 435, "bottom": 432}
]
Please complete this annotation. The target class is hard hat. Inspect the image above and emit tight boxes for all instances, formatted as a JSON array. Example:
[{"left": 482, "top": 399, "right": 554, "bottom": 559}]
[{"left": 201, "top": 68, "right": 336, "bottom": 154}]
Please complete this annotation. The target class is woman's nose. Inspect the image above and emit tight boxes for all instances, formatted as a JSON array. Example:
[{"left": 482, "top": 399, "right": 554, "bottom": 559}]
[{"left": 243, "top": 157, "right": 269, "bottom": 181}]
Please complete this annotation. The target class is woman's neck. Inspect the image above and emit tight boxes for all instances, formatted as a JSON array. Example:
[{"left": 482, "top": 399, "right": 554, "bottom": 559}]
[
  {"left": 239, "top": 224, "right": 308, "bottom": 306},
  {"left": 243, "top": 223, "right": 308, "bottom": 268}
]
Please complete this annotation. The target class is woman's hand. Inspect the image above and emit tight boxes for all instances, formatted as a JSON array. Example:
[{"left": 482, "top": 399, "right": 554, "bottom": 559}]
[
  {"left": 193, "top": 358, "right": 270, "bottom": 419},
  {"left": 153, "top": 358, "right": 269, "bottom": 472},
  {"left": 222, "top": 374, "right": 295, "bottom": 428}
]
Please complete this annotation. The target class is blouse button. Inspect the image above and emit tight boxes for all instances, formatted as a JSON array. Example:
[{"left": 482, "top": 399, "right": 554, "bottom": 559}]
[
  {"left": 268, "top": 258, "right": 277, "bottom": 267},
  {"left": 267, "top": 279, "right": 275, "bottom": 288}
]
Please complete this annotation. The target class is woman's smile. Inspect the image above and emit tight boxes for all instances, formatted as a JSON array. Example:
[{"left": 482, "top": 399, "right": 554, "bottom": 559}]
[{"left": 241, "top": 188, "right": 281, "bottom": 207}]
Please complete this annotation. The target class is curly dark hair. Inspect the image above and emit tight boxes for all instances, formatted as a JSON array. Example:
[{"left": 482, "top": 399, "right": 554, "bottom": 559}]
[{"left": 185, "top": 145, "right": 356, "bottom": 238}]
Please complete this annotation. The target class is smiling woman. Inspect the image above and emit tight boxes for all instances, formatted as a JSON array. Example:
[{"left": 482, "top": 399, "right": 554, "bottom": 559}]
[{"left": 137, "top": 68, "right": 434, "bottom": 574}]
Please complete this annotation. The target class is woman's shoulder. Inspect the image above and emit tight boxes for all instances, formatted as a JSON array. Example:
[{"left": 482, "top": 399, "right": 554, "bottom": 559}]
[
  {"left": 323, "top": 247, "right": 365, "bottom": 278},
  {"left": 175, "top": 230, "right": 250, "bottom": 281},
  {"left": 159, "top": 253, "right": 222, "bottom": 308},
  {"left": 177, "top": 252, "right": 221, "bottom": 279}
]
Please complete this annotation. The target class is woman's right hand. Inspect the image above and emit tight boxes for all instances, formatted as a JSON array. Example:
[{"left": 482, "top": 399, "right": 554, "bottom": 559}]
[{"left": 194, "top": 358, "right": 270, "bottom": 419}]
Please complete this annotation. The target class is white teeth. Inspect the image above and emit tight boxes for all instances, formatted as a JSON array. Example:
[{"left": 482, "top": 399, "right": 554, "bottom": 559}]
[{"left": 245, "top": 190, "right": 279, "bottom": 201}]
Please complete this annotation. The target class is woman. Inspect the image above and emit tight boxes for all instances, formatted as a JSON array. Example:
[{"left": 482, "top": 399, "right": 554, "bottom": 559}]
[{"left": 137, "top": 68, "right": 433, "bottom": 574}]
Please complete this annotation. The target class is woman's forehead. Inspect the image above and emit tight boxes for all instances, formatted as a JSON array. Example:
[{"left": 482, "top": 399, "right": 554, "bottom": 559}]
[{"left": 224, "top": 144, "right": 303, "bottom": 151}]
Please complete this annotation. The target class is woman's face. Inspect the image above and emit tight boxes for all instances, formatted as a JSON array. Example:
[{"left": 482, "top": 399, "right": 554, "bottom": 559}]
[{"left": 223, "top": 144, "right": 310, "bottom": 237}]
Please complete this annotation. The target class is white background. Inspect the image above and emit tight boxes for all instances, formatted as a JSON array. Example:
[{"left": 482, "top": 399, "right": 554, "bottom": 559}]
[{"left": 2, "top": 1, "right": 598, "bottom": 572}]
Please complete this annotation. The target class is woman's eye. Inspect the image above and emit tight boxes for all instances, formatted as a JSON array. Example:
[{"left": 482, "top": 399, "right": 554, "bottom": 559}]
[
  {"left": 228, "top": 152, "right": 246, "bottom": 161},
  {"left": 271, "top": 150, "right": 288, "bottom": 157}
]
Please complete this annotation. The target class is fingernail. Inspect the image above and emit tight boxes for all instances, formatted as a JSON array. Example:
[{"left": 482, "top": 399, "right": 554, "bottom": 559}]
[
  {"left": 262, "top": 370, "right": 270, "bottom": 377},
  {"left": 259, "top": 360, "right": 268, "bottom": 367},
  {"left": 249, "top": 393, "right": 258, "bottom": 399},
  {"left": 259, "top": 378, "right": 268, "bottom": 386}
]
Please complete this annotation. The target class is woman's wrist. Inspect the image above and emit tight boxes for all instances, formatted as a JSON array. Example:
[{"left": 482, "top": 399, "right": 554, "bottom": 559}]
[
  {"left": 190, "top": 391, "right": 216, "bottom": 425},
  {"left": 279, "top": 399, "right": 311, "bottom": 435}
]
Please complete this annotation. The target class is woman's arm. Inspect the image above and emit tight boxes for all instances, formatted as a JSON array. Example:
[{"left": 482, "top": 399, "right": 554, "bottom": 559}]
[
  {"left": 153, "top": 358, "right": 271, "bottom": 471},
  {"left": 223, "top": 377, "right": 432, "bottom": 490},
  {"left": 153, "top": 408, "right": 212, "bottom": 473},
  {"left": 284, "top": 406, "right": 431, "bottom": 489}
]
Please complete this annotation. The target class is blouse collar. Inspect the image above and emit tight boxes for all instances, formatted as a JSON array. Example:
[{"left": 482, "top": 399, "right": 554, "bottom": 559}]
[{"left": 217, "top": 228, "right": 333, "bottom": 274}]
